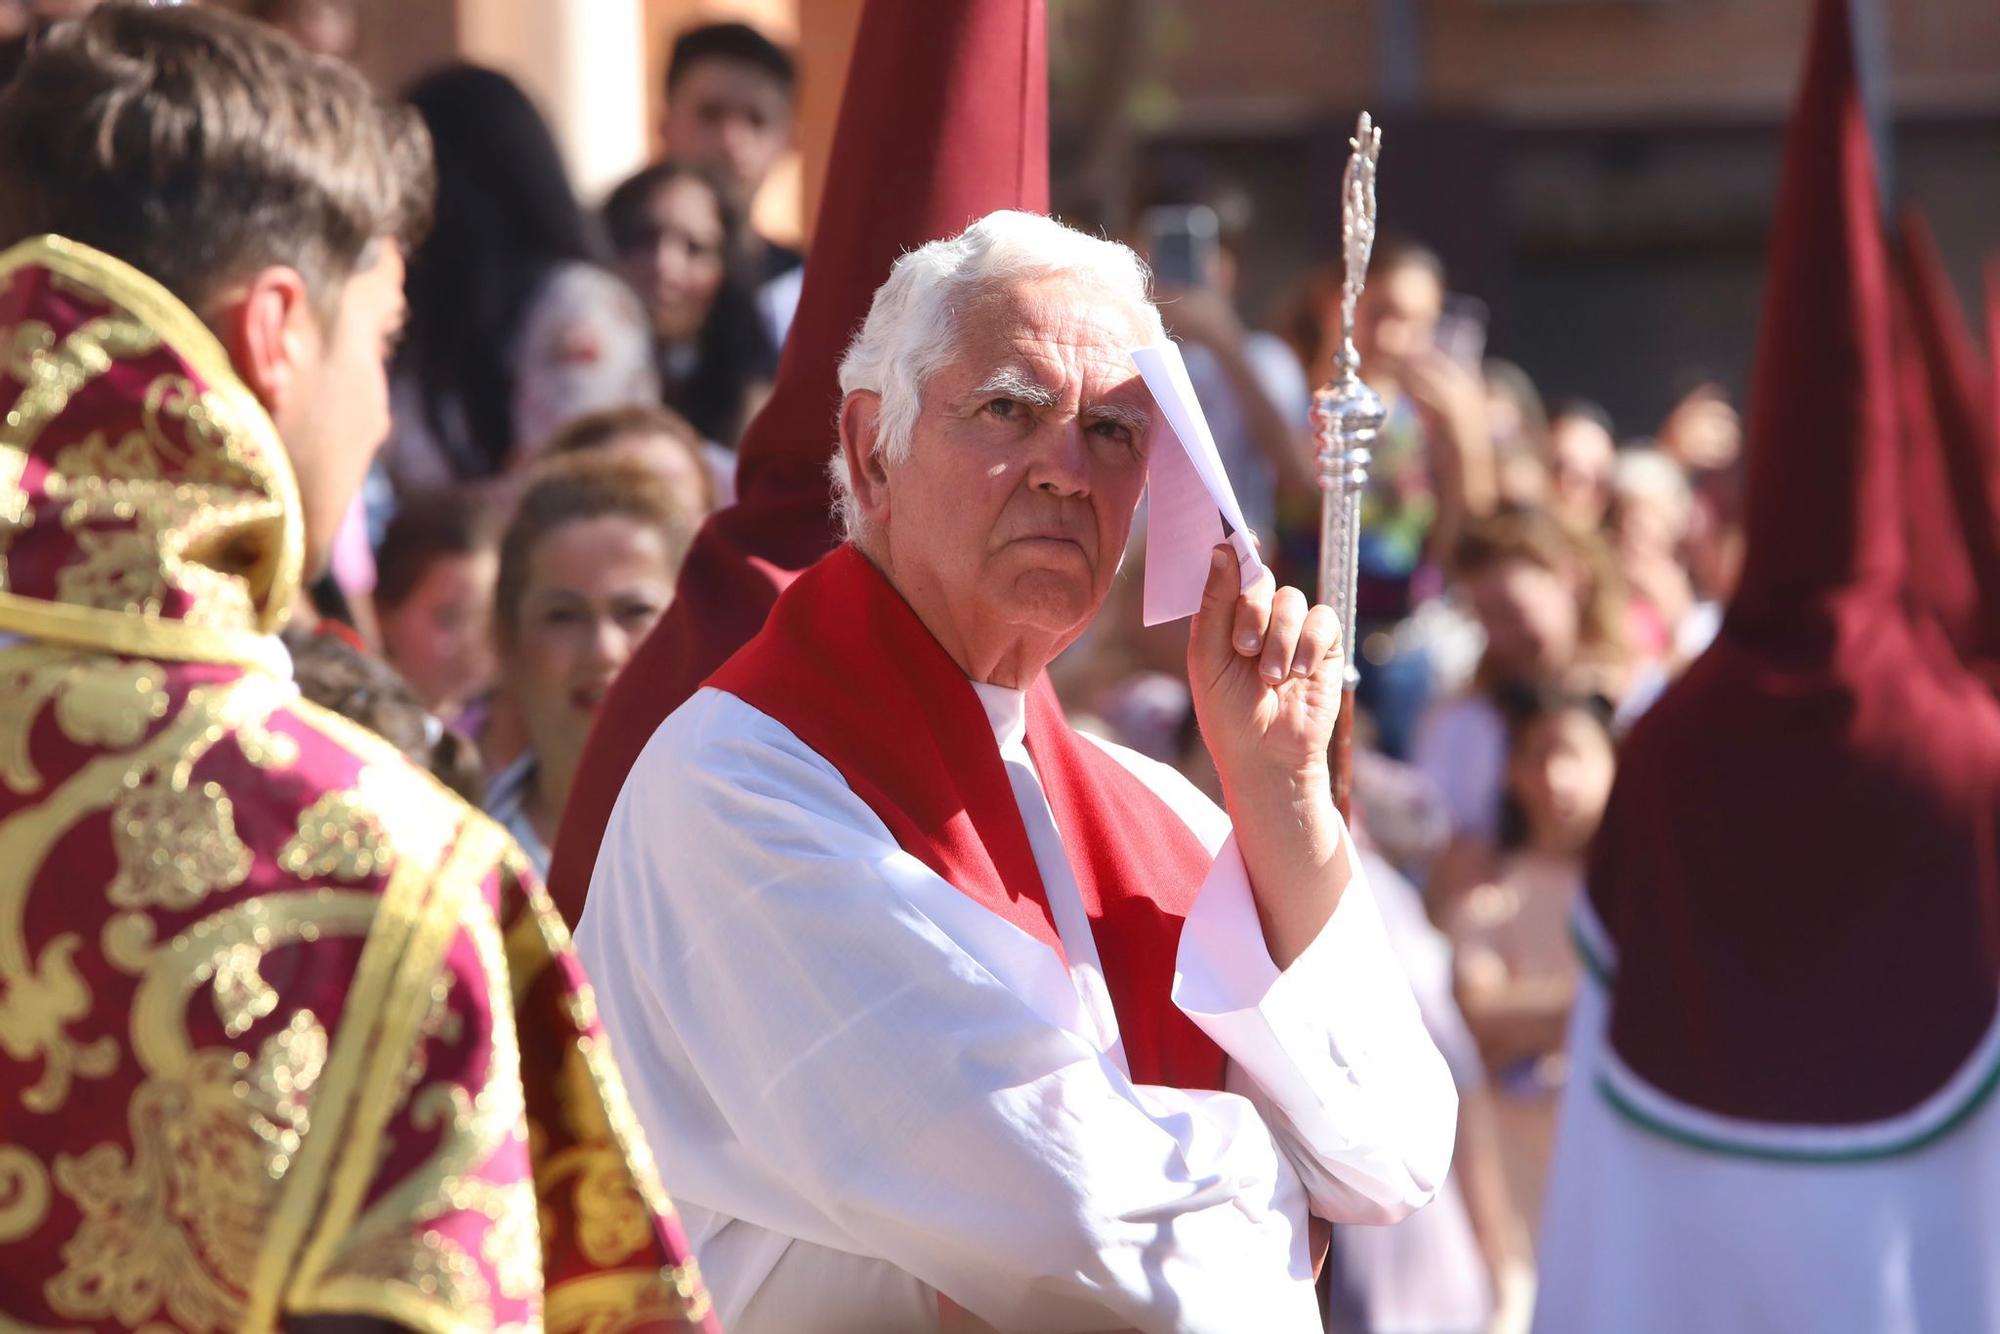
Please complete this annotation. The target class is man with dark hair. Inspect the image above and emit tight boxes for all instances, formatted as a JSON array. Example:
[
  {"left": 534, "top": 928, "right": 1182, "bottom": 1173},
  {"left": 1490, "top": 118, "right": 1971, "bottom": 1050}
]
[
  {"left": 0, "top": 7, "right": 716, "bottom": 1329},
  {"left": 660, "top": 19, "right": 803, "bottom": 345}
]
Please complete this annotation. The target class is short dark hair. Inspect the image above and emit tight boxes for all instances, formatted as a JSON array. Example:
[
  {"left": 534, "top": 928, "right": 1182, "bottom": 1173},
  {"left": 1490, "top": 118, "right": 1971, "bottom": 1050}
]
[
  {"left": 0, "top": 4, "right": 432, "bottom": 317},
  {"left": 1367, "top": 233, "right": 1444, "bottom": 286},
  {"left": 665, "top": 21, "right": 794, "bottom": 98},
  {"left": 374, "top": 488, "right": 498, "bottom": 614}
]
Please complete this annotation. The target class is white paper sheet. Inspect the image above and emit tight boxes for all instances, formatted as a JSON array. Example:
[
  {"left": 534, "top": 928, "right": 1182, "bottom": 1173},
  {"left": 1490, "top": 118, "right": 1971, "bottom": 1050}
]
[{"left": 1132, "top": 341, "right": 1268, "bottom": 625}]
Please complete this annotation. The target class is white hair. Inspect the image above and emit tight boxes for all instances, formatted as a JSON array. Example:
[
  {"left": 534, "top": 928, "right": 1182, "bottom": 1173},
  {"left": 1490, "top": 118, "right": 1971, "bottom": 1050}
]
[{"left": 829, "top": 209, "right": 1166, "bottom": 540}]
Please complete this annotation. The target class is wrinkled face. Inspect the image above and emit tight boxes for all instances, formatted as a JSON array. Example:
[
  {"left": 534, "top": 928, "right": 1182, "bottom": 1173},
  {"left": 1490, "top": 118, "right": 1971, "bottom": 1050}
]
[
  {"left": 1355, "top": 262, "right": 1442, "bottom": 381},
  {"left": 1467, "top": 556, "right": 1579, "bottom": 683},
  {"left": 615, "top": 176, "right": 727, "bottom": 343},
  {"left": 872, "top": 275, "right": 1156, "bottom": 658},
  {"left": 1509, "top": 707, "right": 1616, "bottom": 850},
  {"left": 661, "top": 58, "right": 793, "bottom": 203},
  {"left": 1550, "top": 414, "right": 1616, "bottom": 529},
  {"left": 503, "top": 515, "right": 675, "bottom": 782},
  {"left": 272, "top": 242, "right": 406, "bottom": 577},
  {"left": 379, "top": 549, "right": 497, "bottom": 717}
]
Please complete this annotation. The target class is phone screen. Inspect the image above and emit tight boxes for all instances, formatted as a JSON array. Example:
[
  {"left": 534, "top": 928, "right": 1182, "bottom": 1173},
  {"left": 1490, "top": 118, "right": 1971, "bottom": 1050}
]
[{"left": 1144, "top": 204, "right": 1220, "bottom": 289}]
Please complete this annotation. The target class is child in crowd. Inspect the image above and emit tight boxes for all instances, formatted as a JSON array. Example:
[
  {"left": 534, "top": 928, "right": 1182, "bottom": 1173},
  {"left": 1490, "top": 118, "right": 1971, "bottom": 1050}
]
[
  {"left": 484, "top": 454, "right": 696, "bottom": 873},
  {"left": 374, "top": 489, "right": 500, "bottom": 729},
  {"left": 1449, "top": 687, "right": 1617, "bottom": 1243}
]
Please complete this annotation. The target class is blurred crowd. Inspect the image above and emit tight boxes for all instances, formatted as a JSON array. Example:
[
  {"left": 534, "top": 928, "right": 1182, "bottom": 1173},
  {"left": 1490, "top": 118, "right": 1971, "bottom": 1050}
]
[{"left": 0, "top": 5, "right": 1750, "bottom": 1331}]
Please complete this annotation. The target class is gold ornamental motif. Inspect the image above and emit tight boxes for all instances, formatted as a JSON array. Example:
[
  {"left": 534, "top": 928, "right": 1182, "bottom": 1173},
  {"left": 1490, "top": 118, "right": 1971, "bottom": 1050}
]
[
  {"left": 545, "top": 1267, "right": 714, "bottom": 1333},
  {"left": 0, "top": 1145, "right": 52, "bottom": 1244},
  {"left": 543, "top": 1041, "right": 653, "bottom": 1269},
  {"left": 0, "top": 236, "right": 306, "bottom": 661},
  {"left": 108, "top": 776, "right": 252, "bottom": 912},
  {"left": 0, "top": 932, "right": 120, "bottom": 1114},
  {"left": 279, "top": 787, "right": 392, "bottom": 882},
  {"left": 44, "top": 1009, "right": 327, "bottom": 1331}
]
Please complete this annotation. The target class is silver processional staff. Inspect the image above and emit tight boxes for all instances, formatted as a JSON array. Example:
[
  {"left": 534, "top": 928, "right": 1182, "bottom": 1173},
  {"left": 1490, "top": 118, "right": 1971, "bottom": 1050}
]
[{"left": 1312, "top": 112, "right": 1384, "bottom": 821}]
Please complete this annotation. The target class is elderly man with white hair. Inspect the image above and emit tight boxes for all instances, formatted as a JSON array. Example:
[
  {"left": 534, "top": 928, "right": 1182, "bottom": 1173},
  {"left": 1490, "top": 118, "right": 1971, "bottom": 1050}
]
[{"left": 579, "top": 210, "right": 1457, "bottom": 1333}]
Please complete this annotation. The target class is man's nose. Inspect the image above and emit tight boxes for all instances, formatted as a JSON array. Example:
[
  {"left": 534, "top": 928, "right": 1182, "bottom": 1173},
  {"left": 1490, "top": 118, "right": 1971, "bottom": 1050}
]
[{"left": 1026, "top": 421, "right": 1091, "bottom": 498}]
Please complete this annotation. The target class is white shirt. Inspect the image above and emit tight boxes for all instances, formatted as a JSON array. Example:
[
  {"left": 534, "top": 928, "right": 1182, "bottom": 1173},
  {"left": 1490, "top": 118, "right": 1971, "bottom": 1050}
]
[{"left": 580, "top": 683, "right": 1457, "bottom": 1333}]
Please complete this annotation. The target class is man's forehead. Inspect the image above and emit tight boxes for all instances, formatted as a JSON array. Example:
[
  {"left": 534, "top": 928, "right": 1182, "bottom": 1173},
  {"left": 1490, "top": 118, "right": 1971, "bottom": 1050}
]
[{"left": 958, "top": 279, "right": 1155, "bottom": 384}]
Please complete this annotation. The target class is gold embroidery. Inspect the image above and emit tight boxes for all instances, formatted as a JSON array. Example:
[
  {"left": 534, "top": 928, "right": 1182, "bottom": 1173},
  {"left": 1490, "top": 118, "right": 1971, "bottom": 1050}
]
[
  {"left": 0, "top": 645, "right": 171, "bottom": 794},
  {"left": 0, "top": 1145, "right": 52, "bottom": 1244},
  {"left": 54, "top": 655, "right": 171, "bottom": 751},
  {"left": 0, "top": 645, "right": 84, "bottom": 793},
  {"left": 250, "top": 866, "right": 437, "bottom": 1330},
  {"left": 108, "top": 777, "right": 251, "bottom": 912},
  {"left": 0, "top": 677, "right": 284, "bottom": 1125},
  {"left": 545, "top": 1266, "right": 714, "bottom": 1333},
  {"left": 279, "top": 786, "right": 392, "bottom": 882},
  {"left": 0, "top": 931, "right": 120, "bottom": 1113},
  {"left": 0, "top": 235, "right": 305, "bottom": 654},
  {"left": 384, "top": 972, "right": 464, "bottom": 1126},
  {"left": 289, "top": 820, "right": 523, "bottom": 1324},
  {"left": 542, "top": 1043, "right": 653, "bottom": 1268},
  {"left": 2, "top": 313, "right": 160, "bottom": 453},
  {"left": 45, "top": 1009, "right": 326, "bottom": 1331},
  {"left": 305, "top": 1228, "right": 496, "bottom": 1331},
  {"left": 442, "top": 1175, "right": 542, "bottom": 1303}
]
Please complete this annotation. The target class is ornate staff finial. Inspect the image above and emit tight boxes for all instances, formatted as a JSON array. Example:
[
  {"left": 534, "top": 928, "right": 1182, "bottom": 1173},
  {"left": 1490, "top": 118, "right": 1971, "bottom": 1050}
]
[{"left": 1338, "top": 112, "right": 1382, "bottom": 377}]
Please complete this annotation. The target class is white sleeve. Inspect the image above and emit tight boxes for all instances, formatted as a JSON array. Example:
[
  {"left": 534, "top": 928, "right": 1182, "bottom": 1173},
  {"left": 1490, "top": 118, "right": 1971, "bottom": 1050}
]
[
  {"left": 1083, "top": 736, "right": 1460, "bottom": 1224},
  {"left": 581, "top": 692, "right": 1322, "bottom": 1334}
]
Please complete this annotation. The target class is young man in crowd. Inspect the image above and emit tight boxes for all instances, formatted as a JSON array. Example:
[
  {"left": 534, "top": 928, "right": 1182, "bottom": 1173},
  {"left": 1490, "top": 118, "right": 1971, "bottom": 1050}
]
[
  {"left": 660, "top": 19, "right": 804, "bottom": 346},
  {"left": 0, "top": 8, "right": 714, "bottom": 1327}
]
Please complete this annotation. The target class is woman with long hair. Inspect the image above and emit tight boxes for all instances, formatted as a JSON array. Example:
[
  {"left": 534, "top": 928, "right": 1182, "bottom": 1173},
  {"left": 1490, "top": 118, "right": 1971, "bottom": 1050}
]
[
  {"left": 386, "top": 65, "right": 656, "bottom": 490},
  {"left": 602, "top": 159, "right": 778, "bottom": 450}
]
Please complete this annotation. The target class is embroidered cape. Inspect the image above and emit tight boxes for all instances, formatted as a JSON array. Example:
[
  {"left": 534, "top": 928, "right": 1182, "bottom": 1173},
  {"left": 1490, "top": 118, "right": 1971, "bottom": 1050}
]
[{"left": 0, "top": 235, "right": 718, "bottom": 1331}]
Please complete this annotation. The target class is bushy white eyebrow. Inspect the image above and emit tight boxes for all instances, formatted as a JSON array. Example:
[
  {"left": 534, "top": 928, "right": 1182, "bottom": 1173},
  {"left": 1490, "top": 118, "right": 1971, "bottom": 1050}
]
[
  {"left": 970, "top": 366, "right": 1059, "bottom": 407},
  {"left": 970, "top": 366, "right": 1153, "bottom": 438}
]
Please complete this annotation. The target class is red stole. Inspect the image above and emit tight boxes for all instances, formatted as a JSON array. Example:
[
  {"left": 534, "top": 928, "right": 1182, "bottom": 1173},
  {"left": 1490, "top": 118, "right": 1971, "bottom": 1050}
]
[{"left": 708, "top": 544, "right": 1228, "bottom": 1092}]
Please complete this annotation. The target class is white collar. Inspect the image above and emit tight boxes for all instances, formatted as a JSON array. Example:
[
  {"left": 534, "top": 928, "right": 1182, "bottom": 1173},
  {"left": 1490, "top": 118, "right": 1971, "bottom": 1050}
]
[{"left": 969, "top": 680, "right": 1028, "bottom": 750}]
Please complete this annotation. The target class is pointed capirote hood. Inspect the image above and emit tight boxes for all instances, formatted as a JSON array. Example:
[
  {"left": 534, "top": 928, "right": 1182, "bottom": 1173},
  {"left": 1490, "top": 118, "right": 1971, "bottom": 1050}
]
[
  {"left": 1896, "top": 211, "right": 2000, "bottom": 674},
  {"left": 1580, "top": 0, "right": 2000, "bottom": 1146},
  {"left": 549, "top": 0, "right": 1050, "bottom": 927},
  {"left": 1727, "top": 0, "right": 1902, "bottom": 633}
]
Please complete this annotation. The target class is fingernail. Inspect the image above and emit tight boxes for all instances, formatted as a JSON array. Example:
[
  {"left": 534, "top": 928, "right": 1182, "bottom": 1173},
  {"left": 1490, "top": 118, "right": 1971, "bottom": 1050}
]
[
  {"left": 1262, "top": 664, "right": 1285, "bottom": 683},
  {"left": 1290, "top": 662, "right": 1312, "bottom": 678},
  {"left": 1211, "top": 546, "right": 1230, "bottom": 573},
  {"left": 1236, "top": 632, "right": 1260, "bottom": 653}
]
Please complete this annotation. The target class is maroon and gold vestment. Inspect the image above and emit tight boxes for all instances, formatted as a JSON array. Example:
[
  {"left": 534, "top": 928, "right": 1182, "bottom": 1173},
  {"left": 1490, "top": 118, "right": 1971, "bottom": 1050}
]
[{"left": 0, "top": 235, "right": 719, "bottom": 1332}]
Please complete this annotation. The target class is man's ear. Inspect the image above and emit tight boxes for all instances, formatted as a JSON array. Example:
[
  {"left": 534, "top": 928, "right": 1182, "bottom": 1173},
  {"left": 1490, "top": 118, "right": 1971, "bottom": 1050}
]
[
  {"left": 211, "top": 266, "right": 318, "bottom": 416},
  {"left": 837, "top": 390, "right": 891, "bottom": 526}
]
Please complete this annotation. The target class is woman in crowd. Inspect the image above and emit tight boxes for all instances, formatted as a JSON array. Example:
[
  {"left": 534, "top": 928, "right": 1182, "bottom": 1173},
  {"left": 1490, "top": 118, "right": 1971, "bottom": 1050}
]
[
  {"left": 1544, "top": 398, "right": 1618, "bottom": 535},
  {"left": 1449, "top": 687, "right": 1618, "bottom": 1246},
  {"left": 386, "top": 65, "right": 656, "bottom": 493},
  {"left": 1413, "top": 510, "right": 1635, "bottom": 914},
  {"left": 603, "top": 160, "right": 778, "bottom": 454},
  {"left": 485, "top": 454, "right": 694, "bottom": 874},
  {"left": 374, "top": 488, "right": 500, "bottom": 728}
]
